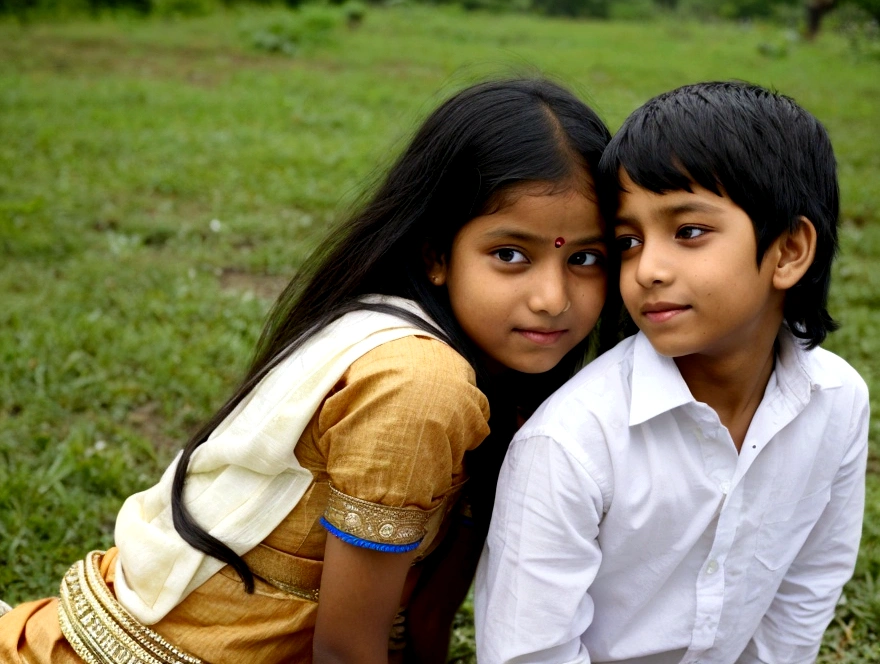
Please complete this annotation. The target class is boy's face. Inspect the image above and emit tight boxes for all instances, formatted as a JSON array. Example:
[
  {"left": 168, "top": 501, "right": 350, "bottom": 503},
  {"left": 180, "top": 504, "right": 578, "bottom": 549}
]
[{"left": 614, "top": 172, "right": 785, "bottom": 360}]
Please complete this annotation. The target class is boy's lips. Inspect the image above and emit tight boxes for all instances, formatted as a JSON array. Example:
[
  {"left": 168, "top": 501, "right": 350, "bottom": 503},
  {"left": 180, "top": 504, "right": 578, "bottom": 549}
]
[
  {"left": 641, "top": 302, "right": 691, "bottom": 323},
  {"left": 516, "top": 328, "right": 567, "bottom": 346}
]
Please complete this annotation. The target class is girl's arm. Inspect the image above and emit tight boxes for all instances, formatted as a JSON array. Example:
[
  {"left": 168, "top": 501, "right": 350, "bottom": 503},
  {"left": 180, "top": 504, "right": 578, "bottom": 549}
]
[
  {"left": 314, "top": 535, "right": 417, "bottom": 664},
  {"left": 312, "top": 337, "right": 490, "bottom": 663}
]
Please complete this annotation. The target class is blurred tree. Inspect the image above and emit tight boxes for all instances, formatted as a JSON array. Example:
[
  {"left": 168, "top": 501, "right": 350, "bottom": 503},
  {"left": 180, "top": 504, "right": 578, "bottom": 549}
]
[
  {"left": 806, "top": 0, "right": 837, "bottom": 39},
  {"left": 850, "top": 0, "right": 880, "bottom": 20},
  {"left": 806, "top": 0, "right": 879, "bottom": 38},
  {"left": 532, "top": 0, "right": 610, "bottom": 17}
]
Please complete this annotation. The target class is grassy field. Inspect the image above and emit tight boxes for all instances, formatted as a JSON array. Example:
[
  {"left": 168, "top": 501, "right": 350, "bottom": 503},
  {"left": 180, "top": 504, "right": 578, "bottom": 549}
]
[{"left": 1, "top": 5, "right": 879, "bottom": 661}]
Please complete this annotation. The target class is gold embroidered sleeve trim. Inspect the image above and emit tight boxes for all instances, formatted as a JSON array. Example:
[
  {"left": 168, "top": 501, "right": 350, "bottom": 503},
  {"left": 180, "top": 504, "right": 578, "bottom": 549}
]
[{"left": 323, "top": 485, "right": 439, "bottom": 546}]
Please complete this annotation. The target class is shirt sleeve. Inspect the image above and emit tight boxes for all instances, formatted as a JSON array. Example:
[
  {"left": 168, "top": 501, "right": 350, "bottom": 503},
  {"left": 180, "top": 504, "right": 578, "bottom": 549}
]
[
  {"left": 475, "top": 431, "right": 605, "bottom": 664},
  {"left": 316, "top": 336, "right": 490, "bottom": 553},
  {"left": 737, "top": 389, "right": 869, "bottom": 664}
]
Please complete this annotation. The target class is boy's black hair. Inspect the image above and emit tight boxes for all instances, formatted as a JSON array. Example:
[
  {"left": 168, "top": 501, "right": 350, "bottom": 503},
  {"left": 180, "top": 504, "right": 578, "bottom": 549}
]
[
  {"left": 598, "top": 80, "right": 839, "bottom": 349},
  {"left": 171, "top": 77, "right": 615, "bottom": 590}
]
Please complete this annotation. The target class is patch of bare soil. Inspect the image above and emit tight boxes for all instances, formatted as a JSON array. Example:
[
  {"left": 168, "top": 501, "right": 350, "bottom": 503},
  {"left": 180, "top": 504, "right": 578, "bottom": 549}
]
[
  {"left": 0, "top": 33, "right": 296, "bottom": 86},
  {"left": 219, "top": 268, "right": 289, "bottom": 301},
  {"left": 127, "top": 401, "right": 181, "bottom": 452}
]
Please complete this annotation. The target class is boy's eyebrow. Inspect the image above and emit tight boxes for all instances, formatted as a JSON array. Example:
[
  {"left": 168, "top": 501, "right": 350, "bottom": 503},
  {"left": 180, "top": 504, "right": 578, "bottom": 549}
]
[
  {"left": 615, "top": 200, "right": 726, "bottom": 225},
  {"left": 483, "top": 229, "right": 606, "bottom": 245},
  {"left": 661, "top": 201, "right": 726, "bottom": 217}
]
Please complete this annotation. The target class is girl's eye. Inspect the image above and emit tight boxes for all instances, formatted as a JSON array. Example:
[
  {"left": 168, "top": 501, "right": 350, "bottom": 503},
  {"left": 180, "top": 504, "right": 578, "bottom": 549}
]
[
  {"left": 494, "top": 248, "right": 528, "bottom": 264},
  {"left": 677, "top": 226, "right": 707, "bottom": 240},
  {"left": 616, "top": 236, "right": 642, "bottom": 252},
  {"left": 569, "top": 251, "right": 601, "bottom": 266}
]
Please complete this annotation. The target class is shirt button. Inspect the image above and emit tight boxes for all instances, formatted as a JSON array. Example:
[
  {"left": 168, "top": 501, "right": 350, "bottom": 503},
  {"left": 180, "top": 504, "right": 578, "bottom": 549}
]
[
  {"left": 706, "top": 560, "right": 719, "bottom": 575},
  {"left": 719, "top": 481, "right": 730, "bottom": 494}
]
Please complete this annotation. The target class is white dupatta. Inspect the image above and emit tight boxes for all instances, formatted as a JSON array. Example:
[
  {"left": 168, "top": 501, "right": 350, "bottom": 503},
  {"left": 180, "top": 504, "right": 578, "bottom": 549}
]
[{"left": 113, "top": 296, "right": 441, "bottom": 624}]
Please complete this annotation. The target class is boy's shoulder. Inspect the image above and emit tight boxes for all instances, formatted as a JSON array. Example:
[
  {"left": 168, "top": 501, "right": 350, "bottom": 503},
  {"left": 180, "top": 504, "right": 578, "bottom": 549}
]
[
  {"left": 799, "top": 342, "right": 869, "bottom": 400},
  {"left": 554, "top": 334, "right": 638, "bottom": 400},
  {"left": 510, "top": 337, "right": 639, "bottom": 506},
  {"left": 519, "top": 335, "right": 639, "bottom": 443}
]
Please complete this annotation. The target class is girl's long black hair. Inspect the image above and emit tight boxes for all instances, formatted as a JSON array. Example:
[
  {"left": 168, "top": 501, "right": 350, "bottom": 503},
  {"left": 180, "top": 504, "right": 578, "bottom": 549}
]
[{"left": 171, "top": 77, "right": 617, "bottom": 591}]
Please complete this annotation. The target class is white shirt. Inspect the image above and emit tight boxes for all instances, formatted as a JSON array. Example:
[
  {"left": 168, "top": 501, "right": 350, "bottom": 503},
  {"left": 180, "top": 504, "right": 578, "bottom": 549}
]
[{"left": 476, "top": 332, "right": 868, "bottom": 664}]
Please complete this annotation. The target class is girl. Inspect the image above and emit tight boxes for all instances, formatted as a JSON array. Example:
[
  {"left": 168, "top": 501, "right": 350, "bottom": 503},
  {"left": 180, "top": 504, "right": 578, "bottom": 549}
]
[{"left": 0, "top": 77, "right": 615, "bottom": 663}]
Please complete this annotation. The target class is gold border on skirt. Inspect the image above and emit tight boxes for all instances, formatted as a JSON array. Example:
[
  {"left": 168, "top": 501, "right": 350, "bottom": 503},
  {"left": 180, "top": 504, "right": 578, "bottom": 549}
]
[{"left": 58, "top": 551, "right": 204, "bottom": 664}]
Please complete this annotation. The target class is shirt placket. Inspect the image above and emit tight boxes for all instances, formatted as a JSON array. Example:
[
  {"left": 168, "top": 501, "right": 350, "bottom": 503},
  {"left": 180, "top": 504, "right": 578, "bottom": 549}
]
[
  {"left": 682, "top": 407, "right": 740, "bottom": 661},
  {"left": 681, "top": 378, "right": 808, "bottom": 663}
]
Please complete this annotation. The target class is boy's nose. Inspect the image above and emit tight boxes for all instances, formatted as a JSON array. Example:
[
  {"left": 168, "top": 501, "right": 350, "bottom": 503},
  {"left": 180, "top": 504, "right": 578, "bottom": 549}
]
[{"left": 633, "top": 243, "right": 673, "bottom": 288}]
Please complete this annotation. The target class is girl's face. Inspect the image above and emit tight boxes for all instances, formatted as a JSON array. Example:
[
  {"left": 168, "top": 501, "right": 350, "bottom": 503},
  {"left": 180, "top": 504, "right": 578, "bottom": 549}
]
[{"left": 429, "top": 184, "right": 607, "bottom": 374}]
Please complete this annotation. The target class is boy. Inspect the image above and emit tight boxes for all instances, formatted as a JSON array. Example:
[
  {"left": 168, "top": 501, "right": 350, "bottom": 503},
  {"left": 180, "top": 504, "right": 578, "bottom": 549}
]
[{"left": 475, "top": 81, "right": 869, "bottom": 664}]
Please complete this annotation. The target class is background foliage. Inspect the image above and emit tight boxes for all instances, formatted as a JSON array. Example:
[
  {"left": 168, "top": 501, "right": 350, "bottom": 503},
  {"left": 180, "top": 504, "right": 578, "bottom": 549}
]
[
  {"left": 1, "top": 3, "right": 879, "bottom": 662},
  {"left": 2, "top": 0, "right": 880, "bottom": 28}
]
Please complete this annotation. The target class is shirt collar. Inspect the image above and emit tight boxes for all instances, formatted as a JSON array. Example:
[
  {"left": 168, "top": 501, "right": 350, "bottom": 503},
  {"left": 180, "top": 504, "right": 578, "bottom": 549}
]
[
  {"left": 773, "top": 327, "right": 842, "bottom": 404},
  {"left": 628, "top": 328, "right": 842, "bottom": 427},
  {"left": 629, "top": 332, "right": 695, "bottom": 426}
]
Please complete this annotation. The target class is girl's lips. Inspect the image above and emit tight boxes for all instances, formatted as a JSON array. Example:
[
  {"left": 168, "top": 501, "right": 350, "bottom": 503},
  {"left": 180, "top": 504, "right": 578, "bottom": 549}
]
[
  {"left": 516, "top": 329, "right": 566, "bottom": 346},
  {"left": 642, "top": 305, "right": 691, "bottom": 323}
]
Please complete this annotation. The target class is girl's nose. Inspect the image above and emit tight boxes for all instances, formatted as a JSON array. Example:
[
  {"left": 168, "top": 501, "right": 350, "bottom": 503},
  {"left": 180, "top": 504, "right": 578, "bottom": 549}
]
[{"left": 528, "top": 266, "right": 570, "bottom": 316}]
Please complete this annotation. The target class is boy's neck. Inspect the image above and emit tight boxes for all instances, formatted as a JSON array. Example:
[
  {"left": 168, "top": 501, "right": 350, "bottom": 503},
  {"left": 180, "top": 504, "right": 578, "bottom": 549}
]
[{"left": 674, "top": 339, "right": 777, "bottom": 453}]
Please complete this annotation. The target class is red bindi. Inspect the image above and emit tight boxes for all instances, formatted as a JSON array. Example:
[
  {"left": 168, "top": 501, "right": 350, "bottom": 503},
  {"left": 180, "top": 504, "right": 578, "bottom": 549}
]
[{"left": 554, "top": 237, "right": 566, "bottom": 248}]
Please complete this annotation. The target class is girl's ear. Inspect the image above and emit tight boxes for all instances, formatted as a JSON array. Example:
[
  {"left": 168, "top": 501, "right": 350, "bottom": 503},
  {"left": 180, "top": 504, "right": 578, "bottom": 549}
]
[
  {"left": 422, "top": 242, "right": 448, "bottom": 286},
  {"left": 772, "top": 216, "right": 817, "bottom": 290}
]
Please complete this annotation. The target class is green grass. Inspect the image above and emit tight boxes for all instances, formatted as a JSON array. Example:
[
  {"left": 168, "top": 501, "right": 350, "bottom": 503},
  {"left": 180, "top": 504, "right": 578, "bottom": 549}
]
[{"left": 1, "top": 5, "right": 879, "bottom": 661}]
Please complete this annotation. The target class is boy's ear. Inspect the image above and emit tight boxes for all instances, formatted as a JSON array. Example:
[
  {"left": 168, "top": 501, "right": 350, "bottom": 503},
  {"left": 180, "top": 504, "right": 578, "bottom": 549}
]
[
  {"left": 422, "top": 242, "right": 448, "bottom": 286},
  {"left": 772, "top": 216, "right": 817, "bottom": 290}
]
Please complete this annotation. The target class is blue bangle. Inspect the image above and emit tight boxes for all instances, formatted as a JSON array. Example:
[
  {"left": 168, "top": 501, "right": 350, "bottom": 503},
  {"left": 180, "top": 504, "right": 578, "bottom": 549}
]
[{"left": 320, "top": 517, "right": 422, "bottom": 553}]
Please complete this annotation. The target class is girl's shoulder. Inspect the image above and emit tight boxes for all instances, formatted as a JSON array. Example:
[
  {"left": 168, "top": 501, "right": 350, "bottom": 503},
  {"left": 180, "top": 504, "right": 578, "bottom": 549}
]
[
  {"left": 316, "top": 334, "right": 491, "bottom": 489},
  {"left": 347, "top": 334, "right": 481, "bottom": 391},
  {"left": 322, "top": 335, "right": 490, "bottom": 434}
]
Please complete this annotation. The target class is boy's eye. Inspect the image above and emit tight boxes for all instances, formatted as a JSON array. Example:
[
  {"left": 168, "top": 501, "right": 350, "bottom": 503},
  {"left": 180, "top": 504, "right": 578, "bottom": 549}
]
[
  {"left": 616, "top": 236, "right": 642, "bottom": 252},
  {"left": 494, "top": 248, "right": 528, "bottom": 263},
  {"left": 677, "top": 226, "right": 706, "bottom": 240},
  {"left": 569, "top": 251, "right": 601, "bottom": 267}
]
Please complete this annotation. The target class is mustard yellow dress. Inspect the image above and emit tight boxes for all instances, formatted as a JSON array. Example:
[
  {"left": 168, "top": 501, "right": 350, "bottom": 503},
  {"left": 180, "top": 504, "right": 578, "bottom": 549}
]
[{"left": 0, "top": 335, "right": 490, "bottom": 663}]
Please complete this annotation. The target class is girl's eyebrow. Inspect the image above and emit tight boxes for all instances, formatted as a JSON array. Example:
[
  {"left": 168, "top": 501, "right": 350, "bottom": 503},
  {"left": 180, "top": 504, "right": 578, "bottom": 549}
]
[{"left": 483, "top": 228, "right": 606, "bottom": 245}]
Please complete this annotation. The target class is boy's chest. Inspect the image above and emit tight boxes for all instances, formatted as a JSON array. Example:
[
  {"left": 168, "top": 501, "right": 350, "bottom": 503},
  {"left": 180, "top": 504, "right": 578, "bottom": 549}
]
[{"left": 597, "top": 397, "right": 842, "bottom": 560}]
